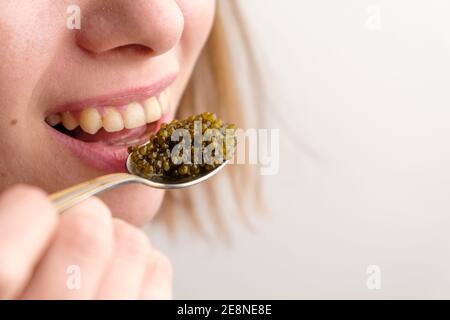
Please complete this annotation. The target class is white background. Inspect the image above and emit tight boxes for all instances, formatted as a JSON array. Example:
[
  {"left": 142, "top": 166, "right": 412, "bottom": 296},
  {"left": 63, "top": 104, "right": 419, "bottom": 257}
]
[{"left": 147, "top": 0, "right": 450, "bottom": 299}]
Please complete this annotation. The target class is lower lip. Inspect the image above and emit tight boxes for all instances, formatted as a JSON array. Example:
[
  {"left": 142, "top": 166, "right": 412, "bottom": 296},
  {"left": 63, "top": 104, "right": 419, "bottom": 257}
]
[{"left": 49, "top": 114, "right": 173, "bottom": 173}]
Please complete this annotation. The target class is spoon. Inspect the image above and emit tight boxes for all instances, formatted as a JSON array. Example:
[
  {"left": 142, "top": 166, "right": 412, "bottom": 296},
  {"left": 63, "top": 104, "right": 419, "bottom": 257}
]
[{"left": 49, "top": 142, "right": 229, "bottom": 213}]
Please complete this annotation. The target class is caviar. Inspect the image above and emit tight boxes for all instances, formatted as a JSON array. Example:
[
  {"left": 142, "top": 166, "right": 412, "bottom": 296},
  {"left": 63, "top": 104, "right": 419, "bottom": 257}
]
[{"left": 128, "top": 112, "right": 236, "bottom": 179}]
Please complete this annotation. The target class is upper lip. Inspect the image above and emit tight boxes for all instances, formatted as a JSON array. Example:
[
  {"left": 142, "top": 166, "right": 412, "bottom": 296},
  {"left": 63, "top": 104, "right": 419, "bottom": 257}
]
[{"left": 46, "top": 74, "right": 177, "bottom": 116}]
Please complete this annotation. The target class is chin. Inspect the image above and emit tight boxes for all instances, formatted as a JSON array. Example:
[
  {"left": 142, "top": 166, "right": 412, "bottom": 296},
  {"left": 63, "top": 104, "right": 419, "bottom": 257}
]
[{"left": 98, "top": 184, "right": 165, "bottom": 227}]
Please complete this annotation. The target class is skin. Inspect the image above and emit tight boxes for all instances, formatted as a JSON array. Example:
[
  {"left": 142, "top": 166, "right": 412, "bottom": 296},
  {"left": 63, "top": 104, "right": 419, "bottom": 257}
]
[{"left": 0, "top": 0, "right": 216, "bottom": 299}]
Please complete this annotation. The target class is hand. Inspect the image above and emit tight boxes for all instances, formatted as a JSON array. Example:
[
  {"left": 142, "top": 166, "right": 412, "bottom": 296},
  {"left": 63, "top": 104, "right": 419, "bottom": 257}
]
[{"left": 0, "top": 185, "right": 172, "bottom": 300}]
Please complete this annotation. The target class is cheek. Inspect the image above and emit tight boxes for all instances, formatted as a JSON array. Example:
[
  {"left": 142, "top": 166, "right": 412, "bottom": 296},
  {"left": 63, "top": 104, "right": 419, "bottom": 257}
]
[
  {"left": 0, "top": 2, "right": 64, "bottom": 117},
  {"left": 0, "top": 2, "right": 66, "bottom": 188},
  {"left": 177, "top": 0, "right": 216, "bottom": 56},
  {"left": 99, "top": 185, "right": 165, "bottom": 226},
  {"left": 170, "top": 0, "right": 215, "bottom": 110}
]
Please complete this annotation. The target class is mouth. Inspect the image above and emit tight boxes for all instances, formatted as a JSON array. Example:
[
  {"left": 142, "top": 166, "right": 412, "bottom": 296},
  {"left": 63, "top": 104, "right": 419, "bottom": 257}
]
[{"left": 46, "top": 77, "right": 175, "bottom": 173}]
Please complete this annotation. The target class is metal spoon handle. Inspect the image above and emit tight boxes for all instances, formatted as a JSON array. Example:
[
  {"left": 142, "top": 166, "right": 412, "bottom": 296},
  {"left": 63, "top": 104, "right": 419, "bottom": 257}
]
[
  {"left": 49, "top": 173, "right": 143, "bottom": 213},
  {"left": 49, "top": 159, "right": 229, "bottom": 213}
]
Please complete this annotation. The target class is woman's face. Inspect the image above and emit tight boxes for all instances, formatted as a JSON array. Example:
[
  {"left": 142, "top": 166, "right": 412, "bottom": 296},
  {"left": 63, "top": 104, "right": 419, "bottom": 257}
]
[{"left": 0, "top": 0, "right": 215, "bottom": 225}]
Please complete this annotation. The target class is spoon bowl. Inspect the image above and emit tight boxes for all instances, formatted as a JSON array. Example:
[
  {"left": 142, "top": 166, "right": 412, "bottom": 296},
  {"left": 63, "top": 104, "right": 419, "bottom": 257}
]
[{"left": 126, "top": 149, "right": 229, "bottom": 189}]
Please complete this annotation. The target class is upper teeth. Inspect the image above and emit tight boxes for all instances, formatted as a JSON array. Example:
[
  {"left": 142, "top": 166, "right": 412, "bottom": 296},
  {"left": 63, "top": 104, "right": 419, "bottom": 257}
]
[
  {"left": 46, "top": 92, "right": 170, "bottom": 134},
  {"left": 102, "top": 108, "right": 124, "bottom": 133}
]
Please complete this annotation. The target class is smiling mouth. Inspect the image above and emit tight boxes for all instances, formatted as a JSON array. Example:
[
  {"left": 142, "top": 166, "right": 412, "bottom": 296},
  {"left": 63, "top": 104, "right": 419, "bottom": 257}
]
[
  {"left": 46, "top": 90, "right": 169, "bottom": 144},
  {"left": 45, "top": 78, "right": 176, "bottom": 172}
]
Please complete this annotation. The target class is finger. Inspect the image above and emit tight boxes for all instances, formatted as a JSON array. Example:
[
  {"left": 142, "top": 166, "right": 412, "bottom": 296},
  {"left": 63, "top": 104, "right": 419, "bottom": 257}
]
[
  {"left": 21, "top": 197, "right": 114, "bottom": 300},
  {"left": 95, "top": 219, "right": 151, "bottom": 300},
  {"left": 138, "top": 250, "right": 173, "bottom": 300},
  {"left": 0, "top": 185, "right": 58, "bottom": 299}
]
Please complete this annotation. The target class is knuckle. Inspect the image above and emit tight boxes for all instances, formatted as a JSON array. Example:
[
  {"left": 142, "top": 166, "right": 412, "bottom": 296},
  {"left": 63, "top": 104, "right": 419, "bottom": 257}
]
[
  {"left": 3, "top": 185, "right": 48, "bottom": 203},
  {"left": 60, "top": 199, "right": 113, "bottom": 257},
  {"left": 2, "top": 185, "right": 51, "bottom": 208},
  {"left": 113, "top": 219, "right": 151, "bottom": 260},
  {"left": 5, "top": 184, "right": 47, "bottom": 197},
  {"left": 0, "top": 184, "right": 56, "bottom": 224}
]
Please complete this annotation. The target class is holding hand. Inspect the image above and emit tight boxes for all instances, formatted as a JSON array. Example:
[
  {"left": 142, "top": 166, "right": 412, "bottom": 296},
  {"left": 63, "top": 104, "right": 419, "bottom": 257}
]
[{"left": 0, "top": 185, "right": 172, "bottom": 300}]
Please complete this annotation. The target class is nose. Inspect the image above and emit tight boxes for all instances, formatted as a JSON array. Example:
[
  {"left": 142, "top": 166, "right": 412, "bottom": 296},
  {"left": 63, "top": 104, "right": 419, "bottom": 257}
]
[{"left": 76, "top": 0, "right": 184, "bottom": 56}]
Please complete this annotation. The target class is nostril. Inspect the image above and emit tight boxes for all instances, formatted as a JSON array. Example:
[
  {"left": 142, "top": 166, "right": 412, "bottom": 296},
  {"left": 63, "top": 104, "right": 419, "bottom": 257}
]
[{"left": 116, "top": 44, "right": 154, "bottom": 55}]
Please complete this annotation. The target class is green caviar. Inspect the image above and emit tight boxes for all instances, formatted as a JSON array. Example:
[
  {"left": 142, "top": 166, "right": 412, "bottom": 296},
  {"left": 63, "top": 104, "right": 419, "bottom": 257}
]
[{"left": 128, "top": 112, "right": 236, "bottom": 179}]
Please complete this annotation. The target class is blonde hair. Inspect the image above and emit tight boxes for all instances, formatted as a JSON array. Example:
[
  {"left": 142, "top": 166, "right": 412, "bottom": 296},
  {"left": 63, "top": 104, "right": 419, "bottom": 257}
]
[{"left": 157, "top": 1, "right": 265, "bottom": 239}]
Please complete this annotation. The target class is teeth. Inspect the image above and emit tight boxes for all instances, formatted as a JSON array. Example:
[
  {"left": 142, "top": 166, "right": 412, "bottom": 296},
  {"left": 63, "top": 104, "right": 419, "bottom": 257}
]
[
  {"left": 46, "top": 114, "right": 61, "bottom": 126},
  {"left": 79, "top": 108, "right": 102, "bottom": 135},
  {"left": 158, "top": 91, "right": 170, "bottom": 114},
  {"left": 143, "top": 97, "right": 162, "bottom": 123},
  {"left": 61, "top": 112, "right": 79, "bottom": 130},
  {"left": 123, "top": 102, "right": 146, "bottom": 129},
  {"left": 102, "top": 108, "right": 124, "bottom": 133},
  {"left": 47, "top": 92, "right": 168, "bottom": 135}
]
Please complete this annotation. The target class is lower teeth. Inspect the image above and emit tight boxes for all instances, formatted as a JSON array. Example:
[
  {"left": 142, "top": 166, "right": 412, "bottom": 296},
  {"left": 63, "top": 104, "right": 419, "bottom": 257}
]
[{"left": 105, "top": 135, "right": 149, "bottom": 147}]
